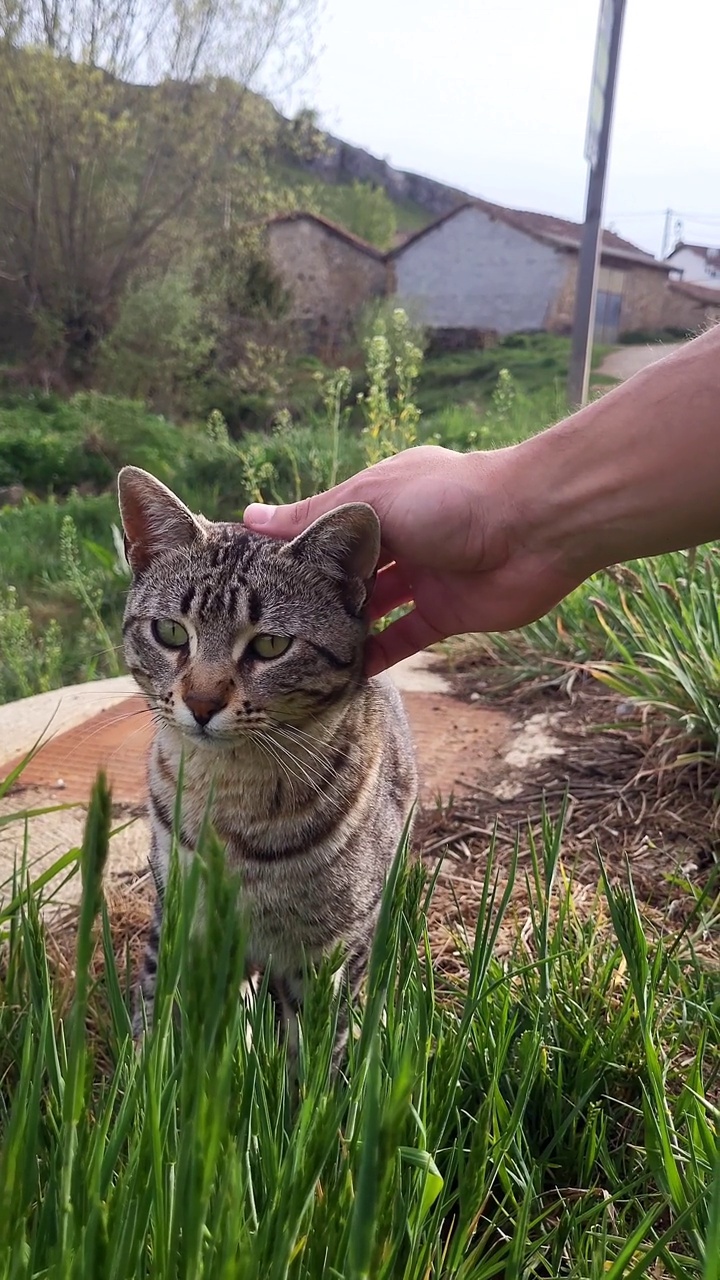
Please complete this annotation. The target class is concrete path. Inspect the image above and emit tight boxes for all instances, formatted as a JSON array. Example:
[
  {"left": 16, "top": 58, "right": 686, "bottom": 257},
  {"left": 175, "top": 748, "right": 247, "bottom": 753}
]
[
  {"left": 599, "top": 341, "right": 685, "bottom": 381},
  {"left": 0, "top": 676, "right": 138, "bottom": 770},
  {"left": 0, "top": 656, "right": 511, "bottom": 914}
]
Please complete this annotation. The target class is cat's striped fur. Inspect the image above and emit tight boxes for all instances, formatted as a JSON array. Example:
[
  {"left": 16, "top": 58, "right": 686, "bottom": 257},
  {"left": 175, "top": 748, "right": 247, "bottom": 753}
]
[{"left": 118, "top": 467, "right": 417, "bottom": 1056}]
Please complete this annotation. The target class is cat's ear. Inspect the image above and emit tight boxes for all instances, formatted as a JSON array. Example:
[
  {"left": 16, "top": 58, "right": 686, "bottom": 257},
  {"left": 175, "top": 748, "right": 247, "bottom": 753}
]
[
  {"left": 287, "top": 502, "right": 381, "bottom": 585},
  {"left": 117, "top": 467, "right": 204, "bottom": 575}
]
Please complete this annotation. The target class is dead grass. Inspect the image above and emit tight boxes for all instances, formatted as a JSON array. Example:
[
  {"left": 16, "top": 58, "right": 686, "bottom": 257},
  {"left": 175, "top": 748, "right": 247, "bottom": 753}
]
[
  {"left": 37, "top": 685, "right": 720, "bottom": 1017},
  {"left": 417, "top": 686, "right": 720, "bottom": 978}
]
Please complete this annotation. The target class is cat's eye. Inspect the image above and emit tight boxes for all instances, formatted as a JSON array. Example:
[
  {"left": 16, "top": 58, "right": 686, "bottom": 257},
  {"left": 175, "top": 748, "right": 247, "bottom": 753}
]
[
  {"left": 152, "top": 618, "right": 189, "bottom": 649},
  {"left": 250, "top": 633, "right": 292, "bottom": 660}
]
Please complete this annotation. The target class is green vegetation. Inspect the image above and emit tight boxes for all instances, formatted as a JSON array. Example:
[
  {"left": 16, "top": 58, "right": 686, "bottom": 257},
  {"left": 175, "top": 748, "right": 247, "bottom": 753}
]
[
  {"left": 0, "top": 321, "right": 572, "bottom": 702},
  {"left": 1, "top": 7, "right": 716, "bottom": 1275},
  {"left": 0, "top": 0, "right": 323, "bottom": 383},
  {"left": 2, "top": 317, "right": 716, "bottom": 766},
  {"left": 467, "top": 546, "right": 720, "bottom": 758},
  {"left": 0, "top": 772, "right": 717, "bottom": 1276},
  {"left": 272, "top": 165, "right": 415, "bottom": 250},
  {"left": 0, "top": 0, "right": 435, "bottom": 414}
]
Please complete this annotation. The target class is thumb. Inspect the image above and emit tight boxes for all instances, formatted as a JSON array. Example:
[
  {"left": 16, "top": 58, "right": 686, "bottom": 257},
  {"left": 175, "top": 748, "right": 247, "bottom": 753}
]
[{"left": 243, "top": 483, "right": 361, "bottom": 540}]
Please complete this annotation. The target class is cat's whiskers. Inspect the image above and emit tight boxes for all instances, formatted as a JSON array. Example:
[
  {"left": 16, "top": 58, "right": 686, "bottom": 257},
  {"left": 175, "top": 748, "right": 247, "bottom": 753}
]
[
  {"left": 84, "top": 642, "right": 127, "bottom": 662},
  {"left": 56, "top": 689, "right": 138, "bottom": 699},
  {"left": 268, "top": 715, "right": 356, "bottom": 767},
  {"left": 268, "top": 723, "right": 357, "bottom": 786},
  {"left": 304, "top": 710, "right": 361, "bottom": 759},
  {"left": 268, "top": 728, "right": 338, "bottom": 779},
  {"left": 265, "top": 731, "right": 345, "bottom": 803},
  {"left": 103, "top": 715, "right": 161, "bottom": 770},
  {"left": 258, "top": 730, "right": 325, "bottom": 798},
  {"left": 72, "top": 705, "right": 153, "bottom": 744},
  {"left": 253, "top": 731, "right": 300, "bottom": 808}
]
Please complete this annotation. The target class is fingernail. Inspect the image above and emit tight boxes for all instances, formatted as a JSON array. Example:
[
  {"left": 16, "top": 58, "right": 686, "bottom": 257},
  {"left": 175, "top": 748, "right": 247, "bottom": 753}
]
[{"left": 244, "top": 503, "right": 276, "bottom": 527}]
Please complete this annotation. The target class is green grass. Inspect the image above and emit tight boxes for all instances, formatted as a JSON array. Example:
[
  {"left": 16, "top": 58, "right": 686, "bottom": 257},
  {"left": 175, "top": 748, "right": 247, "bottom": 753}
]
[
  {"left": 0, "top": 329, "right": 574, "bottom": 702},
  {"left": 5, "top": 321, "right": 718, "bottom": 773},
  {"left": 591, "top": 550, "right": 720, "bottom": 756},
  {"left": 416, "top": 333, "right": 610, "bottom": 418},
  {"left": 0, "top": 772, "right": 718, "bottom": 1276},
  {"left": 466, "top": 547, "right": 720, "bottom": 757}
]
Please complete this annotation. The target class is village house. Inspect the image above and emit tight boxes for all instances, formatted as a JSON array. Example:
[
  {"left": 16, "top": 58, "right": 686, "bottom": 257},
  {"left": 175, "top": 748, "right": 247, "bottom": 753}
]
[
  {"left": 662, "top": 280, "right": 720, "bottom": 331},
  {"left": 256, "top": 204, "right": 712, "bottom": 354},
  {"left": 387, "top": 201, "right": 675, "bottom": 343},
  {"left": 260, "top": 211, "right": 388, "bottom": 356},
  {"left": 665, "top": 242, "right": 720, "bottom": 290}
]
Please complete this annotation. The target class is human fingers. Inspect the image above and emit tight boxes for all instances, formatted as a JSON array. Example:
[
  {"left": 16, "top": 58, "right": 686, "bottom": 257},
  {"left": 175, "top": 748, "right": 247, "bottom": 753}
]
[
  {"left": 364, "top": 608, "right": 447, "bottom": 676},
  {"left": 368, "top": 563, "right": 414, "bottom": 621},
  {"left": 243, "top": 461, "right": 395, "bottom": 539}
]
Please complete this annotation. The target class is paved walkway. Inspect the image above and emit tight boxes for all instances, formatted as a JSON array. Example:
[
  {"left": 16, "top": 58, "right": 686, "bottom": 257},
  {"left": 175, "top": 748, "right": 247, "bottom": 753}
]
[
  {"left": 599, "top": 341, "right": 684, "bottom": 381},
  {"left": 0, "top": 657, "right": 512, "bottom": 912}
]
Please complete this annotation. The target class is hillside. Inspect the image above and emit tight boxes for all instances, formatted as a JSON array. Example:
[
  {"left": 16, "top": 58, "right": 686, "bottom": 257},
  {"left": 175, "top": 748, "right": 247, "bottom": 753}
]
[
  {"left": 300, "top": 128, "right": 470, "bottom": 220},
  {"left": 276, "top": 114, "right": 470, "bottom": 245}
]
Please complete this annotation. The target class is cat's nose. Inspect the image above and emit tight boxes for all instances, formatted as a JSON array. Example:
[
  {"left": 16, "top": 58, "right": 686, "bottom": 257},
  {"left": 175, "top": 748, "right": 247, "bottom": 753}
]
[{"left": 184, "top": 691, "right": 229, "bottom": 726}]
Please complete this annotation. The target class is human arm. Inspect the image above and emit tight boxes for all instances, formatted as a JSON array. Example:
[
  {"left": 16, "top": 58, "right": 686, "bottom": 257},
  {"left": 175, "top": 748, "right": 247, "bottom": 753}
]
[{"left": 243, "top": 324, "right": 720, "bottom": 675}]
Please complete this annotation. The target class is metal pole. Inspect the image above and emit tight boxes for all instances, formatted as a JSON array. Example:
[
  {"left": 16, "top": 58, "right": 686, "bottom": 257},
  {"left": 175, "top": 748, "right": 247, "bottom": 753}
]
[
  {"left": 567, "top": 0, "right": 627, "bottom": 410},
  {"left": 660, "top": 208, "right": 673, "bottom": 260}
]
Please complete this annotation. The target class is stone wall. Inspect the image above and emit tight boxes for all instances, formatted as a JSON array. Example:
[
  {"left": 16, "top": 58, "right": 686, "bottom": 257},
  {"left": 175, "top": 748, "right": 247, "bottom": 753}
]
[
  {"left": 392, "top": 206, "right": 566, "bottom": 333},
  {"left": 266, "top": 218, "right": 389, "bottom": 354},
  {"left": 620, "top": 265, "right": 673, "bottom": 332},
  {"left": 662, "top": 286, "right": 720, "bottom": 333},
  {"left": 544, "top": 259, "right": 577, "bottom": 332},
  {"left": 545, "top": 256, "right": 673, "bottom": 335}
]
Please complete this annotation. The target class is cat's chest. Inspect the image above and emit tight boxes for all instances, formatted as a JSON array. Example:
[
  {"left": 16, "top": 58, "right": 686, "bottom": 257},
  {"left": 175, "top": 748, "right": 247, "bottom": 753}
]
[{"left": 151, "top": 731, "right": 320, "bottom": 843}]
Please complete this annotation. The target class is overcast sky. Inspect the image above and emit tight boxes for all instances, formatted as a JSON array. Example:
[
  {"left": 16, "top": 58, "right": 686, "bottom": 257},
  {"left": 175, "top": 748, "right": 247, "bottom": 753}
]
[{"left": 289, "top": 0, "right": 720, "bottom": 257}]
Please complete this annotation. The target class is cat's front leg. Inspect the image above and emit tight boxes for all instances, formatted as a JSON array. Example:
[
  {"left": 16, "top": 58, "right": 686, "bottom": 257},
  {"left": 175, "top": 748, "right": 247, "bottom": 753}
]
[
  {"left": 133, "top": 892, "right": 162, "bottom": 1040},
  {"left": 132, "top": 826, "right": 171, "bottom": 1042}
]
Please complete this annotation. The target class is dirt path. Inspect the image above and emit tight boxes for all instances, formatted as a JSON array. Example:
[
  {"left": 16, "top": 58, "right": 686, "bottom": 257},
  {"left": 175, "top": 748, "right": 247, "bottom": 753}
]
[
  {"left": 3, "top": 662, "right": 716, "bottom": 969},
  {"left": 599, "top": 341, "right": 684, "bottom": 381},
  {"left": 2, "top": 657, "right": 539, "bottom": 914},
  {"left": 0, "top": 652, "right": 579, "bottom": 918}
]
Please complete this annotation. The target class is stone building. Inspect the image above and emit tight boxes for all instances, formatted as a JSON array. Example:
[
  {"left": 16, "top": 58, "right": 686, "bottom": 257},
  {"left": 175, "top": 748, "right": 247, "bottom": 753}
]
[
  {"left": 261, "top": 212, "right": 388, "bottom": 356},
  {"left": 662, "top": 280, "right": 720, "bottom": 331},
  {"left": 388, "top": 201, "right": 674, "bottom": 343}
]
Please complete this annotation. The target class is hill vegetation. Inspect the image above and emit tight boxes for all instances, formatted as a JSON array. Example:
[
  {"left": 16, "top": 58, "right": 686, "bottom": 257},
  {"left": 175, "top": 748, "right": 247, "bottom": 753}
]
[{"left": 0, "top": 0, "right": 434, "bottom": 412}]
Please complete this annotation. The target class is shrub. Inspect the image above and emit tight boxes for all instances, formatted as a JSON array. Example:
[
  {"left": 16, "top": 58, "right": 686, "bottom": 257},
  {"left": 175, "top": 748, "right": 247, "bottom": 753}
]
[
  {"left": 95, "top": 272, "right": 213, "bottom": 412},
  {"left": 0, "top": 586, "right": 63, "bottom": 702}
]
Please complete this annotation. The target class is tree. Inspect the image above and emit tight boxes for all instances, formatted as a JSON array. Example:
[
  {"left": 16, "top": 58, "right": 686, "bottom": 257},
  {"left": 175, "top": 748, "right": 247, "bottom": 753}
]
[
  {"left": 0, "top": 0, "right": 318, "bottom": 377},
  {"left": 312, "top": 180, "right": 398, "bottom": 251}
]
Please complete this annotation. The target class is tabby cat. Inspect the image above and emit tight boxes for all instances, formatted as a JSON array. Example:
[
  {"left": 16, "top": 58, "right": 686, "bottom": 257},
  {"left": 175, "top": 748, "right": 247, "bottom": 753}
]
[{"left": 118, "top": 466, "right": 417, "bottom": 1056}]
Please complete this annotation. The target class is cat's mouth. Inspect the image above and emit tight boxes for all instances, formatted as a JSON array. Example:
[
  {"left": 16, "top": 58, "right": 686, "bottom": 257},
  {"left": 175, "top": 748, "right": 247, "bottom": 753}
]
[
  {"left": 179, "top": 723, "right": 243, "bottom": 746},
  {"left": 172, "top": 715, "right": 271, "bottom": 748}
]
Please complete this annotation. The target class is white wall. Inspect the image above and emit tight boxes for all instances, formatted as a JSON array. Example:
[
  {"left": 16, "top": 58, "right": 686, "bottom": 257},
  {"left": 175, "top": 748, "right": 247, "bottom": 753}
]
[
  {"left": 392, "top": 205, "right": 566, "bottom": 332},
  {"left": 666, "top": 246, "right": 720, "bottom": 290}
]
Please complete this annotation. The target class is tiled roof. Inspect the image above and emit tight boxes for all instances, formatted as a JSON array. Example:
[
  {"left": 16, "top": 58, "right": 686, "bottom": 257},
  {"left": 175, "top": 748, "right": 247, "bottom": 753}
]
[
  {"left": 389, "top": 200, "right": 671, "bottom": 270},
  {"left": 667, "top": 242, "right": 720, "bottom": 270},
  {"left": 668, "top": 279, "right": 720, "bottom": 305},
  {"left": 259, "top": 211, "right": 386, "bottom": 260}
]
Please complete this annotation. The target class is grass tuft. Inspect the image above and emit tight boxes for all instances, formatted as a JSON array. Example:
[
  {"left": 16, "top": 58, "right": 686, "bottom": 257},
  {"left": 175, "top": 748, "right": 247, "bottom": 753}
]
[{"left": 0, "top": 773, "right": 718, "bottom": 1275}]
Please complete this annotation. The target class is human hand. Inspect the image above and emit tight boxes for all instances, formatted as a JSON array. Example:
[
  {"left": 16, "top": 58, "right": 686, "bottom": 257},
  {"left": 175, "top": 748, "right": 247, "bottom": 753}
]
[{"left": 243, "top": 444, "right": 584, "bottom": 675}]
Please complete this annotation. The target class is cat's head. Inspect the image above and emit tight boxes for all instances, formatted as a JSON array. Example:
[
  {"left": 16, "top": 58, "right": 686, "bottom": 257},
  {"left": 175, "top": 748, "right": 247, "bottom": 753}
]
[{"left": 117, "top": 467, "right": 381, "bottom": 744}]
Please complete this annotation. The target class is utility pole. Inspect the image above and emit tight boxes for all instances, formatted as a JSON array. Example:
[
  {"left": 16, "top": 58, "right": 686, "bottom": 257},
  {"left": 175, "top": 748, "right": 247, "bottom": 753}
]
[
  {"left": 567, "top": 0, "right": 627, "bottom": 410},
  {"left": 661, "top": 208, "right": 674, "bottom": 260}
]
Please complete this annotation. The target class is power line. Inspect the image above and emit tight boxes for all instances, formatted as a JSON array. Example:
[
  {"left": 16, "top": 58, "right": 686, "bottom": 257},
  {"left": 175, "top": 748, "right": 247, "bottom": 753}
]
[{"left": 608, "top": 210, "right": 720, "bottom": 221}]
